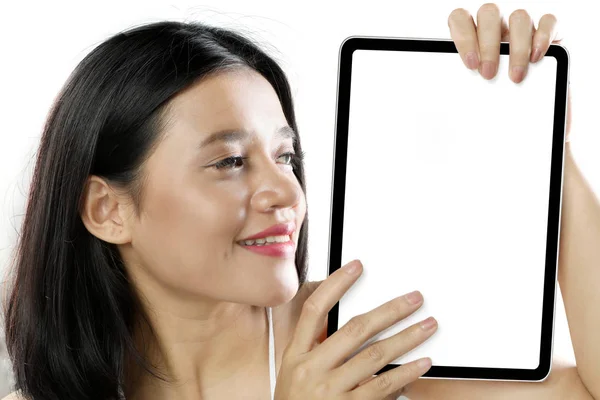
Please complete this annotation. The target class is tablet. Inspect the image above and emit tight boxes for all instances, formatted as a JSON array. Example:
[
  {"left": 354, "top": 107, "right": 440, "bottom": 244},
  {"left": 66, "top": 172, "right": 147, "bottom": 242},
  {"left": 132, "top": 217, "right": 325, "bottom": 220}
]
[{"left": 326, "top": 36, "right": 569, "bottom": 382}]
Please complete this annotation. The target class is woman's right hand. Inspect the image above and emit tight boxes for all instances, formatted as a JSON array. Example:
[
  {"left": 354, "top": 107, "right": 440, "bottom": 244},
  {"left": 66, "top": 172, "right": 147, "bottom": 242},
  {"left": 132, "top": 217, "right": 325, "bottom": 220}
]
[{"left": 275, "top": 259, "right": 437, "bottom": 400}]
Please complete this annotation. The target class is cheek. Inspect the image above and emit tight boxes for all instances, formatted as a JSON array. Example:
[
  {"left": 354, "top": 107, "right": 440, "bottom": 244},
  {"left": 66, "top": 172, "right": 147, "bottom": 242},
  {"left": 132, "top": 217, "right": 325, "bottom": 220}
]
[
  {"left": 296, "top": 185, "right": 308, "bottom": 224},
  {"left": 132, "top": 182, "right": 249, "bottom": 286}
]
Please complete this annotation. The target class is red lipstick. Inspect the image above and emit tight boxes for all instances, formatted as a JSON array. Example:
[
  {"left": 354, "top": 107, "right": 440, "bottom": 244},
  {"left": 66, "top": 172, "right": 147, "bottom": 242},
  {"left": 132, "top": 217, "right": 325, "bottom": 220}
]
[
  {"left": 240, "top": 221, "right": 296, "bottom": 241},
  {"left": 238, "top": 221, "right": 296, "bottom": 258}
]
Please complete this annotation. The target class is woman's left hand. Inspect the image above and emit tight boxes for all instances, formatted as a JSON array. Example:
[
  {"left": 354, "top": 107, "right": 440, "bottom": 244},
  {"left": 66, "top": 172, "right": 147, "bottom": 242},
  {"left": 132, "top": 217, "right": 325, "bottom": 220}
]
[{"left": 447, "top": 4, "right": 571, "bottom": 141}]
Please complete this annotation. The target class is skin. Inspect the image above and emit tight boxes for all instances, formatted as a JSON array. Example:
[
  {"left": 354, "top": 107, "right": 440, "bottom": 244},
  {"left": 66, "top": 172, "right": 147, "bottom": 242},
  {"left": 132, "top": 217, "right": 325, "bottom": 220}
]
[
  {"left": 4, "top": 3, "right": 599, "bottom": 400},
  {"left": 81, "top": 67, "right": 308, "bottom": 400}
]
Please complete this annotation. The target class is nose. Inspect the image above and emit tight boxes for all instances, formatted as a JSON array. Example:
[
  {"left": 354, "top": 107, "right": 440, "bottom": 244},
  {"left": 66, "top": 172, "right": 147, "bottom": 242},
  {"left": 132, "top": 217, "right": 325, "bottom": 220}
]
[{"left": 250, "top": 160, "right": 303, "bottom": 213}]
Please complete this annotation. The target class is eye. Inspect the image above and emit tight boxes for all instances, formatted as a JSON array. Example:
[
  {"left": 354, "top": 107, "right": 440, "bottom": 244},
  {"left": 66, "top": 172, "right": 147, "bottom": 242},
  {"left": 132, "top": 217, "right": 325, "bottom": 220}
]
[
  {"left": 213, "top": 156, "right": 246, "bottom": 170},
  {"left": 278, "top": 152, "right": 295, "bottom": 165},
  {"left": 211, "top": 151, "right": 304, "bottom": 171},
  {"left": 279, "top": 150, "right": 306, "bottom": 166}
]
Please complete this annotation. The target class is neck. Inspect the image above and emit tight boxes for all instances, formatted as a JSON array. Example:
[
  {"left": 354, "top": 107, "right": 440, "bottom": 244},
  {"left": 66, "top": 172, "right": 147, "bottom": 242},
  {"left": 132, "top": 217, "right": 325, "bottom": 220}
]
[{"left": 124, "top": 297, "right": 269, "bottom": 400}]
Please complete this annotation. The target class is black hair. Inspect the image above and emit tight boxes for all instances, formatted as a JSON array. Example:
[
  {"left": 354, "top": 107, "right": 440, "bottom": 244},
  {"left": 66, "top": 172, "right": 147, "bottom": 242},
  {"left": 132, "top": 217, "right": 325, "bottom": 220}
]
[{"left": 3, "top": 20, "right": 309, "bottom": 400}]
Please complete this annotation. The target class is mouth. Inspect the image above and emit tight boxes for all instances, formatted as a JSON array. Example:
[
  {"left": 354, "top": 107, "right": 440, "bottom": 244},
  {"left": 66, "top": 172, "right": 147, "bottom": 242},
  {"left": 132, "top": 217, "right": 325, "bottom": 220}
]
[
  {"left": 237, "top": 232, "right": 296, "bottom": 258},
  {"left": 237, "top": 234, "right": 293, "bottom": 247},
  {"left": 238, "top": 221, "right": 296, "bottom": 244}
]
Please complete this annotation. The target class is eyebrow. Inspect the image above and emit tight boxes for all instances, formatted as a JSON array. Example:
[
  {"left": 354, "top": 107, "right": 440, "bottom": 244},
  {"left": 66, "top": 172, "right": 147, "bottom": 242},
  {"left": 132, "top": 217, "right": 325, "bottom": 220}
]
[{"left": 198, "top": 125, "right": 297, "bottom": 149}]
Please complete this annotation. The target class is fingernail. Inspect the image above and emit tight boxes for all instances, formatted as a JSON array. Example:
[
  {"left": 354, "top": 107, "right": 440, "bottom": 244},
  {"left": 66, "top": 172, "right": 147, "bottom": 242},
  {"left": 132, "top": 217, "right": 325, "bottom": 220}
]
[
  {"left": 531, "top": 47, "right": 542, "bottom": 63},
  {"left": 420, "top": 317, "right": 437, "bottom": 331},
  {"left": 511, "top": 66, "right": 526, "bottom": 83},
  {"left": 480, "top": 61, "right": 496, "bottom": 80},
  {"left": 416, "top": 357, "right": 432, "bottom": 369},
  {"left": 344, "top": 261, "right": 360, "bottom": 274},
  {"left": 465, "top": 51, "right": 479, "bottom": 69},
  {"left": 405, "top": 290, "right": 423, "bottom": 305}
]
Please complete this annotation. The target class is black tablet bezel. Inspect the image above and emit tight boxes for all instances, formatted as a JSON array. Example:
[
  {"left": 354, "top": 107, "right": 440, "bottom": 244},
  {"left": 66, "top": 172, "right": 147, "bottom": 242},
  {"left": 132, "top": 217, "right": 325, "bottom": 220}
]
[{"left": 326, "top": 36, "right": 569, "bottom": 381}]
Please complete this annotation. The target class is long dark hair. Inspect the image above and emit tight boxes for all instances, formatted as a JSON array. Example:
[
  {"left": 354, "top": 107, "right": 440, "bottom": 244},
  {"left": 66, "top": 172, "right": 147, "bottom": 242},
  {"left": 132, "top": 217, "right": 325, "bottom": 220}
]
[{"left": 3, "top": 21, "right": 309, "bottom": 400}]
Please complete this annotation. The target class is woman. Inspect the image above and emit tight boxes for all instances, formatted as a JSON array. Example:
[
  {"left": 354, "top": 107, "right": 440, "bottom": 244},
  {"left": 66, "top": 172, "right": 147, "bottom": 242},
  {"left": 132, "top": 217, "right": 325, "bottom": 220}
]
[{"left": 2, "top": 4, "right": 599, "bottom": 400}]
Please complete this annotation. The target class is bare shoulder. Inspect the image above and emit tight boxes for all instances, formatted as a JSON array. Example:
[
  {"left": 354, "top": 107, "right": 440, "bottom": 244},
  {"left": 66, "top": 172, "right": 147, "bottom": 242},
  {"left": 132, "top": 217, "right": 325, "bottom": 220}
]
[{"left": 2, "top": 392, "right": 21, "bottom": 400}]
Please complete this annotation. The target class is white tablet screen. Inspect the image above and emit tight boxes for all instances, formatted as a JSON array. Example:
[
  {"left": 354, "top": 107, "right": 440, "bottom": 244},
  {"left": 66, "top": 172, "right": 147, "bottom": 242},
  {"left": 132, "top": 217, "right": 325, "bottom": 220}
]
[{"left": 337, "top": 48, "right": 558, "bottom": 370}]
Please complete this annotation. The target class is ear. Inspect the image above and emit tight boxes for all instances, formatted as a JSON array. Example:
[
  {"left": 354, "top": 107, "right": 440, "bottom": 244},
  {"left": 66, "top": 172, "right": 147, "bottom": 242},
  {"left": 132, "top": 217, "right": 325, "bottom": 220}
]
[{"left": 80, "top": 176, "right": 134, "bottom": 245}]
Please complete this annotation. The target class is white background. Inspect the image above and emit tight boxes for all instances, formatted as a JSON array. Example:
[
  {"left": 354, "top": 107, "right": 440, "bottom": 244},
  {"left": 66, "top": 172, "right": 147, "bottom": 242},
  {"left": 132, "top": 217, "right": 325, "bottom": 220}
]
[{"left": 0, "top": 0, "right": 597, "bottom": 394}]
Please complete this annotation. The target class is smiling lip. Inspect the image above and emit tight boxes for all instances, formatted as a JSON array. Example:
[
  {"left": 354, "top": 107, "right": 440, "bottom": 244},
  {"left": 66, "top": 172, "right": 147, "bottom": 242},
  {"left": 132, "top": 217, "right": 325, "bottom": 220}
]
[
  {"left": 239, "top": 221, "right": 296, "bottom": 242},
  {"left": 240, "top": 241, "right": 296, "bottom": 258},
  {"left": 237, "top": 221, "right": 297, "bottom": 258}
]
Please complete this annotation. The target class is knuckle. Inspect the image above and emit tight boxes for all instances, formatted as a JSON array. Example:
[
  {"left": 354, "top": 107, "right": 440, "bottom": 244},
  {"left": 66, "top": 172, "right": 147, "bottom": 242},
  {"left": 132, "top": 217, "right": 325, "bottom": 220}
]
[
  {"left": 375, "top": 373, "right": 394, "bottom": 391},
  {"left": 344, "top": 316, "right": 367, "bottom": 339},
  {"left": 409, "top": 324, "right": 425, "bottom": 341},
  {"left": 479, "top": 42, "right": 499, "bottom": 54},
  {"left": 313, "top": 381, "right": 331, "bottom": 398},
  {"left": 394, "top": 362, "right": 417, "bottom": 383},
  {"left": 292, "top": 363, "right": 310, "bottom": 384},
  {"left": 388, "top": 297, "right": 408, "bottom": 318},
  {"left": 536, "top": 32, "right": 551, "bottom": 45},
  {"left": 478, "top": 3, "right": 500, "bottom": 18},
  {"left": 509, "top": 9, "right": 530, "bottom": 23},
  {"left": 366, "top": 343, "right": 385, "bottom": 362},
  {"left": 404, "top": 323, "right": 428, "bottom": 346},
  {"left": 511, "top": 49, "right": 530, "bottom": 59}
]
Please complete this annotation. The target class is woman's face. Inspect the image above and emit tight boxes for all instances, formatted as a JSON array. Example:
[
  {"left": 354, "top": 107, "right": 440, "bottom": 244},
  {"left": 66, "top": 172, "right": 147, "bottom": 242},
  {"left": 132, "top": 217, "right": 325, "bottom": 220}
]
[{"left": 121, "top": 68, "right": 306, "bottom": 307}]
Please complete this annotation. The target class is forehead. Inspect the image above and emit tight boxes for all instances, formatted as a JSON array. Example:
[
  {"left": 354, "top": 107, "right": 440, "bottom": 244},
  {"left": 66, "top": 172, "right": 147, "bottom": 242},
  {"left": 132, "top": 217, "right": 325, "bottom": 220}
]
[{"left": 166, "top": 68, "right": 286, "bottom": 133}]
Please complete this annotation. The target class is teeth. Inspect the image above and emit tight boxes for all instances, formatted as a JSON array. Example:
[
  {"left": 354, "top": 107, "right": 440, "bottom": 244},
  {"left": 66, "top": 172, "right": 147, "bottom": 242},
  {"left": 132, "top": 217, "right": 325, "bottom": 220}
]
[{"left": 242, "top": 235, "right": 290, "bottom": 246}]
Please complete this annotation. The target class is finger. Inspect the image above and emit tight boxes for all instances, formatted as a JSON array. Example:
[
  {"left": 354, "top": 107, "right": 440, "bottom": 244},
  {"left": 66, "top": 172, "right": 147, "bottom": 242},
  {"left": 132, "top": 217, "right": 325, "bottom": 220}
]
[
  {"left": 349, "top": 357, "right": 433, "bottom": 400},
  {"left": 531, "top": 13, "right": 559, "bottom": 63},
  {"left": 317, "top": 316, "right": 328, "bottom": 345},
  {"left": 508, "top": 9, "right": 534, "bottom": 83},
  {"left": 286, "top": 260, "right": 363, "bottom": 355},
  {"left": 383, "top": 386, "right": 407, "bottom": 400},
  {"left": 311, "top": 290, "right": 425, "bottom": 369},
  {"left": 358, "top": 377, "right": 407, "bottom": 400},
  {"left": 448, "top": 8, "right": 480, "bottom": 70},
  {"left": 297, "top": 280, "right": 328, "bottom": 346},
  {"left": 331, "top": 316, "right": 437, "bottom": 392},
  {"left": 500, "top": 16, "right": 510, "bottom": 42},
  {"left": 476, "top": 3, "right": 502, "bottom": 80}
]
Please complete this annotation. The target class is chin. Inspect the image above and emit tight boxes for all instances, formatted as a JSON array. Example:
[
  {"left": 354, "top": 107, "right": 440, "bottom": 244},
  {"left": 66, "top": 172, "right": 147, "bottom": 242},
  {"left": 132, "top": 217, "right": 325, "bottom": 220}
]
[{"left": 263, "top": 278, "right": 299, "bottom": 307}]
